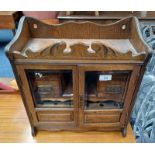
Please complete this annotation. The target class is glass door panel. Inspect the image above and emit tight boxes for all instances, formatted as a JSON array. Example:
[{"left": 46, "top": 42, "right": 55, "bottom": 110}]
[
  {"left": 26, "top": 70, "right": 73, "bottom": 108},
  {"left": 84, "top": 70, "right": 131, "bottom": 110}
]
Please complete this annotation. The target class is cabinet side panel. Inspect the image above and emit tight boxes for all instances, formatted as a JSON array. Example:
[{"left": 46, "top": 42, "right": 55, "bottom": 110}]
[{"left": 120, "top": 66, "right": 141, "bottom": 127}]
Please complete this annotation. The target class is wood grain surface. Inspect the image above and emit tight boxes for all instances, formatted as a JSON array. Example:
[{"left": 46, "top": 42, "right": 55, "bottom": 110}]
[
  {"left": 0, "top": 11, "right": 22, "bottom": 29},
  {"left": 5, "top": 16, "right": 149, "bottom": 138},
  {"left": 0, "top": 93, "right": 135, "bottom": 142}
]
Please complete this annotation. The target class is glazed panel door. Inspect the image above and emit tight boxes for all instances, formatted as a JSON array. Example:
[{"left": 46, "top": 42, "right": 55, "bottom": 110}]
[
  {"left": 78, "top": 64, "right": 141, "bottom": 129},
  {"left": 16, "top": 64, "right": 78, "bottom": 129}
]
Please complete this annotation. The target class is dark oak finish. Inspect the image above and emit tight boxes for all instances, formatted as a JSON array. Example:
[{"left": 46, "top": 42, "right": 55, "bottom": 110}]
[{"left": 6, "top": 16, "right": 152, "bottom": 137}]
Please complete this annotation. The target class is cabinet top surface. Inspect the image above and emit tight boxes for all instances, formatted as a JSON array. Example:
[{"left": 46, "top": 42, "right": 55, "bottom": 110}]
[
  {"left": 6, "top": 16, "right": 152, "bottom": 62},
  {"left": 23, "top": 38, "right": 141, "bottom": 57}
]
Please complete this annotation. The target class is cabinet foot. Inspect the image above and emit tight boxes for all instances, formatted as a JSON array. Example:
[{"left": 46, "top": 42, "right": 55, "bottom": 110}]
[
  {"left": 121, "top": 127, "right": 127, "bottom": 137},
  {"left": 31, "top": 127, "right": 37, "bottom": 137}
]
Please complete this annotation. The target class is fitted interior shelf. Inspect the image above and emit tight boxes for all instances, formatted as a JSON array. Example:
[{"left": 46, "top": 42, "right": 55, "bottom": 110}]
[
  {"left": 86, "top": 101, "right": 122, "bottom": 110},
  {"left": 36, "top": 100, "right": 73, "bottom": 108}
]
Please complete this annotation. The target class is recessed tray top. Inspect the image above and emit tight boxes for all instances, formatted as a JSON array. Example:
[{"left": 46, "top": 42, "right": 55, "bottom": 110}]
[
  {"left": 23, "top": 38, "right": 144, "bottom": 57},
  {"left": 5, "top": 16, "right": 152, "bottom": 61}
]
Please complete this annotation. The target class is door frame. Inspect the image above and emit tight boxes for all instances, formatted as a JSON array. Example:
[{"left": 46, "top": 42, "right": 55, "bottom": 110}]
[
  {"left": 78, "top": 64, "right": 141, "bottom": 128},
  {"left": 16, "top": 64, "right": 79, "bottom": 127}
]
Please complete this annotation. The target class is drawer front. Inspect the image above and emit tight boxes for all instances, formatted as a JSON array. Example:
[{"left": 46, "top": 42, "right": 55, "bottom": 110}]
[
  {"left": 84, "top": 110, "right": 122, "bottom": 124},
  {"left": 85, "top": 114, "right": 120, "bottom": 123},
  {"left": 37, "top": 111, "right": 74, "bottom": 122}
]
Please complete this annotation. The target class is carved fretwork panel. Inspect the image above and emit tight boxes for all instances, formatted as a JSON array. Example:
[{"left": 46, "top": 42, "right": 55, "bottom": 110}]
[{"left": 10, "top": 41, "right": 146, "bottom": 60}]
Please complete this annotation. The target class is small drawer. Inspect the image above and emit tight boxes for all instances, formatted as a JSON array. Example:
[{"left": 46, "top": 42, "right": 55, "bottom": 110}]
[
  {"left": 85, "top": 114, "right": 120, "bottom": 123},
  {"left": 84, "top": 110, "right": 121, "bottom": 124},
  {"left": 37, "top": 110, "right": 74, "bottom": 122}
]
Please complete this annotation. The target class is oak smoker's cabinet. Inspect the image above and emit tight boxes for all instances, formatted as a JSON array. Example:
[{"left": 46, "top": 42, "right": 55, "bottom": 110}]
[{"left": 6, "top": 16, "right": 152, "bottom": 137}]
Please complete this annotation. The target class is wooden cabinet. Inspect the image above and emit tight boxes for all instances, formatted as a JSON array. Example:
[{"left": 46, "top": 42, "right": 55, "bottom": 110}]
[{"left": 6, "top": 16, "right": 152, "bottom": 137}]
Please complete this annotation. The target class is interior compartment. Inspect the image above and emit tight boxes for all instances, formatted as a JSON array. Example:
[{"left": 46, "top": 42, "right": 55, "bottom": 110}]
[
  {"left": 85, "top": 71, "right": 131, "bottom": 110},
  {"left": 26, "top": 70, "right": 73, "bottom": 108}
]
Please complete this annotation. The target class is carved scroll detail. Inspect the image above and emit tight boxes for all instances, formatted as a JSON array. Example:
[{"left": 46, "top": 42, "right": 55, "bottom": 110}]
[{"left": 11, "top": 41, "right": 146, "bottom": 60}]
